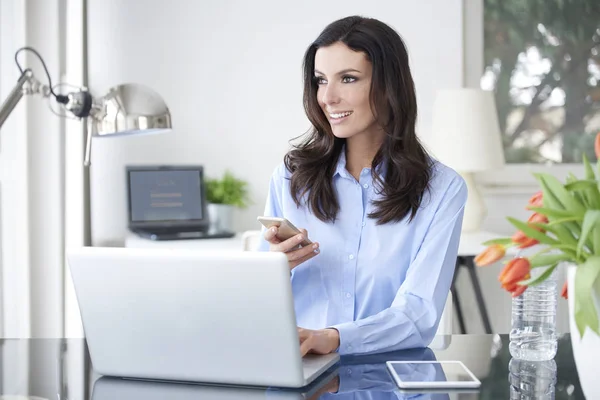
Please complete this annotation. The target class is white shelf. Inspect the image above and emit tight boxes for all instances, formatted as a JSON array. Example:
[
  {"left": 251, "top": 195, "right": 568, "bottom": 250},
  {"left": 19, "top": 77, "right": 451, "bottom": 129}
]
[
  {"left": 125, "top": 233, "right": 244, "bottom": 250},
  {"left": 125, "top": 230, "right": 508, "bottom": 257}
]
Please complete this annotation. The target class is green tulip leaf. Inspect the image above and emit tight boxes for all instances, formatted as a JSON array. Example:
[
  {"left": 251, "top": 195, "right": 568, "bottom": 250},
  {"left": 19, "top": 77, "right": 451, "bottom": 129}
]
[
  {"left": 574, "top": 256, "right": 600, "bottom": 337},
  {"left": 529, "top": 253, "right": 572, "bottom": 268},
  {"left": 507, "top": 217, "right": 559, "bottom": 246},
  {"left": 482, "top": 238, "right": 514, "bottom": 247},
  {"left": 531, "top": 222, "right": 578, "bottom": 246},
  {"left": 542, "top": 174, "right": 586, "bottom": 214},
  {"left": 520, "top": 264, "right": 557, "bottom": 286},
  {"left": 528, "top": 206, "right": 583, "bottom": 220},
  {"left": 578, "top": 210, "right": 600, "bottom": 257},
  {"left": 551, "top": 244, "right": 578, "bottom": 259},
  {"left": 535, "top": 174, "right": 567, "bottom": 211},
  {"left": 583, "top": 153, "right": 596, "bottom": 181},
  {"left": 535, "top": 174, "right": 584, "bottom": 233},
  {"left": 565, "top": 179, "right": 598, "bottom": 192},
  {"left": 564, "top": 170, "right": 600, "bottom": 209},
  {"left": 545, "top": 217, "right": 584, "bottom": 226}
]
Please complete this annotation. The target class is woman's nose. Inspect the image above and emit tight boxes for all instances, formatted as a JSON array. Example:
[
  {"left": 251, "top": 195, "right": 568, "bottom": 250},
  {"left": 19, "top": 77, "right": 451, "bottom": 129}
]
[{"left": 321, "top": 83, "right": 340, "bottom": 105}]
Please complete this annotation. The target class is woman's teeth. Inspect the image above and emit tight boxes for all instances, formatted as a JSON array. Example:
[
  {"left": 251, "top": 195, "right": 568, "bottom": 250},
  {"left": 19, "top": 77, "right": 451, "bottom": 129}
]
[{"left": 329, "top": 111, "right": 352, "bottom": 119}]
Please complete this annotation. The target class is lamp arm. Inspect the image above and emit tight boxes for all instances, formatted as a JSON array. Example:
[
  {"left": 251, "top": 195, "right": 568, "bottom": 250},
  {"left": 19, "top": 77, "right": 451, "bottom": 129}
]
[{"left": 0, "top": 69, "right": 33, "bottom": 129}]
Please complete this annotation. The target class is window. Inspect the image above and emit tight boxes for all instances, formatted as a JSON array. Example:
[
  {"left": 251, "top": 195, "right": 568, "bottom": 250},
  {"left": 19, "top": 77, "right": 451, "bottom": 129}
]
[{"left": 482, "top": 0, "right": 600, "bottom": 165}]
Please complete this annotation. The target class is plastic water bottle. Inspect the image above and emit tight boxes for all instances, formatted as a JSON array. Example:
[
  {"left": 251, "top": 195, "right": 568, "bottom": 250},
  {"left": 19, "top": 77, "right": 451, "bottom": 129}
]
[
  {"left": 509, "top": 358, "right": 557, "bottom": 399},
  {"left": 509, "top": 269, "right": 558, "bottom": 361}
]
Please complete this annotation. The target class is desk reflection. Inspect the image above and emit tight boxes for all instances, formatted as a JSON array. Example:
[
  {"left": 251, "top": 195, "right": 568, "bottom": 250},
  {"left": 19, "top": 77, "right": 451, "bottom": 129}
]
[
  {"left": 329, "top": 347, "right": 451, "bottom": 400},
  {"left": 90, "top": 347, "right": 470, "bottom": 400},
  {"left": 508, "top": 358, "right": 557, "bottom": 399}
]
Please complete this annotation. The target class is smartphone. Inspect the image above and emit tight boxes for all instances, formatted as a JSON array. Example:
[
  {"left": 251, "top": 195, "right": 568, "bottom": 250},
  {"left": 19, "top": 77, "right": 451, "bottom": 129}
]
[{"left": 257, "top": 216, "right": 312, "bottom": 247}]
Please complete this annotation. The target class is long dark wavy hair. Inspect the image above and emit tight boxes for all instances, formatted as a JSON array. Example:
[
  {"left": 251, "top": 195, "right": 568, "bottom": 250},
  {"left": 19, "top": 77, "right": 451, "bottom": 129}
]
[{"left": 284, "top": 16, "right": 432, "bottom": 225}]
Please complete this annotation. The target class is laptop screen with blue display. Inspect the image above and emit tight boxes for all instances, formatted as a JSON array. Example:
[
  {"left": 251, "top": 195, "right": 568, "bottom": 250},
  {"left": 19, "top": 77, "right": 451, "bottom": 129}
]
[
  {"left": 129, "top": 169, "right": 203, "bottom": 222},
  {"left": 126, "top": 166, "right": 209, "bottom": 234}
]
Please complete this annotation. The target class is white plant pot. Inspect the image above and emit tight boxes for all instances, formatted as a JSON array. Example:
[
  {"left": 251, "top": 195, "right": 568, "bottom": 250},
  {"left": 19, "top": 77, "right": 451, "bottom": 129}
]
[
  {"left": 567, "top": 264, "right": 600, "bottom": 400},
  {"left": 207, "top": 203, "right": 234, "bottom": 232}
]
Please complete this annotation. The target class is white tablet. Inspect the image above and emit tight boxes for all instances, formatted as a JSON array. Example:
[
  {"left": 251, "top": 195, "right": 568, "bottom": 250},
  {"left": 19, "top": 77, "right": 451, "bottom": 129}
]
[{"left": 386, "top": 360, "right": 481, "bottom": 389}]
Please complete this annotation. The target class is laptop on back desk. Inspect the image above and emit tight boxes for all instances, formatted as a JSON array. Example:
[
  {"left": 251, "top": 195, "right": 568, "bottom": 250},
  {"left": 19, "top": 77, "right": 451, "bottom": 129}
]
[{"left": 126, "top": 165, "right": 235, "bottom": 240}]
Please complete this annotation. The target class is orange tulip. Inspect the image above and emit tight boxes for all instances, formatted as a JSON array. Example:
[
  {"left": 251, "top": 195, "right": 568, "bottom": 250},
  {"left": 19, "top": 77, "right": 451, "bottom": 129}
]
[
  {"left": 511, "top": 283, "right": 528, "bottom": 298},
  {"left": 526, "top": 191, "right": 543, "bottom": 210},
  {"left": 499, "top": 257, "right": 531, "bottom": 297},
  {"left": 475, "top": 244, "right": 506, "bottom": 267},
  {"left": 595, "top": 132, "right": 600, "bottom": 160},
  {"left": 512, "top": 213, "right": 549, "bottom": 249},
  {"left": 561, "top": 281, "right": 568, "bottom": 299},
  {"left": 512, "top": 230, "right": 538, "bottom": 249},
  {"left": 528, "top": 212, "right": 549, "bottom": 226}
]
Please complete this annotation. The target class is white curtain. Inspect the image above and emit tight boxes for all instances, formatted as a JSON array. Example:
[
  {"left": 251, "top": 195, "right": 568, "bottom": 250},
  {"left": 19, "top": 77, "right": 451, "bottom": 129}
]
[
  {"left": 1, "top": 0, "right": 87, "bottom": 397},
  {"left": 0, "top": 0, "right": 31, "bottom": 339},
  {"left": 0, "top": 0, "right": 87, "bottom": 339}
]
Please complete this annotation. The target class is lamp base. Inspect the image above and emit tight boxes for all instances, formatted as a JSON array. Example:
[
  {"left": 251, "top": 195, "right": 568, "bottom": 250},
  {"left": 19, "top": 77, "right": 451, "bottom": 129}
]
[{"left": 460, "top": 172, "right": 486, "bottom": 232}]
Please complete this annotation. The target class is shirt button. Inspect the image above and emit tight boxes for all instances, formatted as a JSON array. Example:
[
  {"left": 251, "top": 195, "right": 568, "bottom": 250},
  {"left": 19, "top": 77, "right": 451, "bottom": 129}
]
[
  {"left": 362, "top": 221, "right": 366, "bottom": 227},
  {"left": 346, "top": 368, "right": 353, "bottom": 375},
  {"left": 363, "top": 183, "right": 369, "bottom": 189},
  {"left": 346, "top": 292, "right": 352, "bottom": 298},
  {"left": 348, "top": 254, "right": 354, "bottom": 260}
]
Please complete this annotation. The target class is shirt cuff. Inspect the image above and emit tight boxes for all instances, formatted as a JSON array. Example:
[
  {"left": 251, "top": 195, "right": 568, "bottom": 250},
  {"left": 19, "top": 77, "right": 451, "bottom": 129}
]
[{"left": 329, "top": 321, "right": 359, "bottom": 356}]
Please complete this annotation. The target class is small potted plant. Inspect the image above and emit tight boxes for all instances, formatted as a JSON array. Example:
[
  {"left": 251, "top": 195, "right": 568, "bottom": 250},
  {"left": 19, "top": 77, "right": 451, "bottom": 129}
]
[
  {"left": 475, "top": 132, "right": 600, "bottom": 399},
  {"left": 205, "top": 170, "right": 251, "bottom": 232}
]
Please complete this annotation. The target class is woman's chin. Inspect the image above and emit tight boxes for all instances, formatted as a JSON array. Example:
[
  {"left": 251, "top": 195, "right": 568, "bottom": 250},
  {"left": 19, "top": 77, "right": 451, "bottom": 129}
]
[{"left": 330, "top": 128, "right": 355, "bottom": 139}]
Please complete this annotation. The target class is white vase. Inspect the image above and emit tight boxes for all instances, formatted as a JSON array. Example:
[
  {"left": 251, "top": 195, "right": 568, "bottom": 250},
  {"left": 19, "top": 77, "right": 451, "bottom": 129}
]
[
  {"left": 567, "top": 264, "right": 600, "bottom": 399},
  {"left": 207, "top": 203, "right": 234, "bottom": 232}
]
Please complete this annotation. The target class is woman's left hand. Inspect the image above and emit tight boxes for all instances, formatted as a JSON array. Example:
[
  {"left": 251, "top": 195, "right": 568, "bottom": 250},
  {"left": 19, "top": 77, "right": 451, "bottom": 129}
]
[{"left": 298, "top": 327, "right": 340, "bottom": 356}]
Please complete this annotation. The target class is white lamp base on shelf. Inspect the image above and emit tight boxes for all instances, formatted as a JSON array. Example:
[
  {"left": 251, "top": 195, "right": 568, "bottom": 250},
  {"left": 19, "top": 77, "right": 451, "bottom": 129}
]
[{"left": 460, "top": 172, "right": 486, "bottom": 232}]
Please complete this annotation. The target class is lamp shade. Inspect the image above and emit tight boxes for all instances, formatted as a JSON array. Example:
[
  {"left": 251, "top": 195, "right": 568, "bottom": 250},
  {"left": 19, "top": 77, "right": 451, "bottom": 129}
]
[
  {"left": 91, "top": 83, "right": 172, "bottom": 137},
  {"left": 429, "top": 89, "right": 504, "bottom": 172}
]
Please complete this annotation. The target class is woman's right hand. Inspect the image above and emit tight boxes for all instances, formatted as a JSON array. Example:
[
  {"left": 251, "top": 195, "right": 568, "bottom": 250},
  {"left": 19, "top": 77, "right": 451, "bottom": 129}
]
[{"left": 263, "top": 226, "right": 320, "bottom": 270}]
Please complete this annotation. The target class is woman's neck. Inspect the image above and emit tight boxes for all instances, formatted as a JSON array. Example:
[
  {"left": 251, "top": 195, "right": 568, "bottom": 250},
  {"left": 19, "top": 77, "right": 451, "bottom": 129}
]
[{"left": 344, "top": 131, "right": 385, "bottom": 180}]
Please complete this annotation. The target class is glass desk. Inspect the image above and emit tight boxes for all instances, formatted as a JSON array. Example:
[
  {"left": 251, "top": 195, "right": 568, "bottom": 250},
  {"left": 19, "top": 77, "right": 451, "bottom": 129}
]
[{"left": 0, "top": 333, "right": 585, "bottom": 399}]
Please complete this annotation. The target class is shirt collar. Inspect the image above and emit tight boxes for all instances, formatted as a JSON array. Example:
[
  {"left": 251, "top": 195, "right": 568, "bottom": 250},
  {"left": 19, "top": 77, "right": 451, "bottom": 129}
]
[
  {"left": 333, "top": 144, "right": 387, "bottom": 179},
  {"left": 333, "top": 146, "right": 351, "bottom": 179}
]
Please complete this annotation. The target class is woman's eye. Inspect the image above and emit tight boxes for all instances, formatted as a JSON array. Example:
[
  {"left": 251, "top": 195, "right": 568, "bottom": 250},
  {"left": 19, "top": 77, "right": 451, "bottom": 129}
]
[
  {"left": 314, "top": 77, "right": 327, "bottom": 85},
  {"left": 342, "top": 76, "right": 357, "bottom": 83}
]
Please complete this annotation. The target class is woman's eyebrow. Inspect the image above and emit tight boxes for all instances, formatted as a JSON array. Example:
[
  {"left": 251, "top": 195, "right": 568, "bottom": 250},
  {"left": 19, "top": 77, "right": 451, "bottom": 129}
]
[{"left": 314, "top": 68, "right": 361, "bottom": 76}]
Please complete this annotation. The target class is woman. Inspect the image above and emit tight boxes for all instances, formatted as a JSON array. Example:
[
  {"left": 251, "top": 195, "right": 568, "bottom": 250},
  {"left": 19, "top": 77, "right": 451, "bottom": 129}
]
[{"left": 258, "top": 16, "right": 467, "bottom": 356}]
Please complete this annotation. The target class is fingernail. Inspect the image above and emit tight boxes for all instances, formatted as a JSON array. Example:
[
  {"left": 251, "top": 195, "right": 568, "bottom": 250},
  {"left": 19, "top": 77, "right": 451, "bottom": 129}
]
[
  {"left": 312, "top": 243, "right": 318, "bottom": 249},
  {"left": 270, "top": 227, "right": 276, "bottom": 232},
  {"left": 296, "top": 234, "right": 303, "bottom": 241},
  {"left": 314, "top": 248, "right": 320, "bottom": 254}
]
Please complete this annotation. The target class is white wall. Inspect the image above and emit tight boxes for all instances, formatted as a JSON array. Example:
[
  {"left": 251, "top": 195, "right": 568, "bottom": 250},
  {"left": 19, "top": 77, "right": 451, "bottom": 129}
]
[
  {"left": 86, "top": 0, "right": 570, "bottom": 335},
  {"left": 86, "top": 0, "right": 463, "bottom": 246}
]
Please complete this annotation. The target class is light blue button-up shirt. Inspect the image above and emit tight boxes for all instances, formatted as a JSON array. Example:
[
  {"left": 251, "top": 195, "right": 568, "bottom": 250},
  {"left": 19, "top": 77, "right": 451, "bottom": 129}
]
[{"left": 257, "top": 150, "right": 467, "bottom": 356}]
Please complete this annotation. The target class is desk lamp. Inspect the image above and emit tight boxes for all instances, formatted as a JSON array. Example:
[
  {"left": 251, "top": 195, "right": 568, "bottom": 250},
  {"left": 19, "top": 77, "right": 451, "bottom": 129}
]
[
  {"left": 0, "top": 48, "right": 173, "bottom": 396},
  {"left": 0, "top": 47, "right": 172, "bottom": 165}
]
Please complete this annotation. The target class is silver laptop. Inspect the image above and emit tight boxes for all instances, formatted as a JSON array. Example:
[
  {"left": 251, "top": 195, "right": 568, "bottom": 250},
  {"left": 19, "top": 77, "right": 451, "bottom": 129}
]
[{"left": 67, "top": 247, "right": 339, "bottom": 388}]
